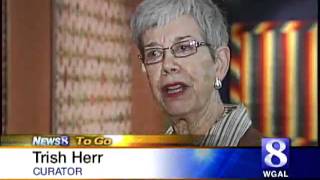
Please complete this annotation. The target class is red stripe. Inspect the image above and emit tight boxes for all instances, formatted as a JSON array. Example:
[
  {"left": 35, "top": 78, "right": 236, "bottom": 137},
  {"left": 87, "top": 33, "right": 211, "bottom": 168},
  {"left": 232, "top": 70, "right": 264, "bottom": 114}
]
[
  {"left": 230, "top": 83, "right": 241, "bottom": 95},
  {"left": 232, "top": 57, "right": 241, "bottom": 70}
]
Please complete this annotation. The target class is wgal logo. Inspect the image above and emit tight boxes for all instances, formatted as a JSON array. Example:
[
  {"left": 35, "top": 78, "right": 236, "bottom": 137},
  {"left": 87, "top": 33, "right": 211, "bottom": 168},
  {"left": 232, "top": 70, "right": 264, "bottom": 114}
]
[{"left": 262, "top": 138, "right": 290, "bottom": 178}]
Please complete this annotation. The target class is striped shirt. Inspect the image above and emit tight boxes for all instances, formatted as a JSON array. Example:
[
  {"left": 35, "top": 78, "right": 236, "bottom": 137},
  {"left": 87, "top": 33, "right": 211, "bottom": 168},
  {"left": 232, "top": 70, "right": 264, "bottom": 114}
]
[{"left": 165, "top": 104, "right": 252, "bottom": 146}]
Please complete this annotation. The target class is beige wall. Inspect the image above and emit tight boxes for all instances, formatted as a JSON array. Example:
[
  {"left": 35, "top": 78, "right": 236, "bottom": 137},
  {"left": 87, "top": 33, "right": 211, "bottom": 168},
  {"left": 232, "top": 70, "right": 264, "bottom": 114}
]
[{"left": 5, "top": 0, "right": 165, "bottom": 134}]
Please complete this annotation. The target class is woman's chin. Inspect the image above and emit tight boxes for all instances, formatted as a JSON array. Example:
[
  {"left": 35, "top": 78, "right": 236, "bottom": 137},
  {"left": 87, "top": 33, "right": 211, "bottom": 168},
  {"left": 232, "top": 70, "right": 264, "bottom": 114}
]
[{"left": 163, "top": 103, "right": 192, "bottom": 117}]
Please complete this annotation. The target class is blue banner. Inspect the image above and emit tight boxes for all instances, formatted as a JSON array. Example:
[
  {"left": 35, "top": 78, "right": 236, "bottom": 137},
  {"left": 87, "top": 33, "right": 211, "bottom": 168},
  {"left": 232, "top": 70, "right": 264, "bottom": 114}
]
[{"left": 158, "top": 147, "right": 320, "bottom": 178}]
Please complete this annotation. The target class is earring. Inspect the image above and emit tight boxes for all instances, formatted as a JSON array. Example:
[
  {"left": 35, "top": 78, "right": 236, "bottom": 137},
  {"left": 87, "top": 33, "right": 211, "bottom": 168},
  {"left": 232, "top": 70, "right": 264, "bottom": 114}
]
[{"left": 214, "top": 78, "right": 222, "bottom": 90}]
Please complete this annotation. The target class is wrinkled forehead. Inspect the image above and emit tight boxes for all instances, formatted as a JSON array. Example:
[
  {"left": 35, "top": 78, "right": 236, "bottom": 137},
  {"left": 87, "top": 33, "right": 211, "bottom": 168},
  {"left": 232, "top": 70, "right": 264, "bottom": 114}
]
[{"left": 142, "top": 15, "right": 203, "bottom": 47}]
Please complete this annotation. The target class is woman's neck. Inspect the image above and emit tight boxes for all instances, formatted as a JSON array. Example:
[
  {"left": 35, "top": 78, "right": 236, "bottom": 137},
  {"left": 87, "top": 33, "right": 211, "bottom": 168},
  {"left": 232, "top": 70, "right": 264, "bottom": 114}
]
[{"left": 170, "top": 90, "right": 225, "bottom": 135}]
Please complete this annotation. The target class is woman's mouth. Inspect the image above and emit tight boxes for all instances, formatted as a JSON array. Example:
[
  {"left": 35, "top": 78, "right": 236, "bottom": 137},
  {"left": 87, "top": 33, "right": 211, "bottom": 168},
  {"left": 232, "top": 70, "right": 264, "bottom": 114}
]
[{"left": 161, "top": 82, "right": 189, "bottom": 98}]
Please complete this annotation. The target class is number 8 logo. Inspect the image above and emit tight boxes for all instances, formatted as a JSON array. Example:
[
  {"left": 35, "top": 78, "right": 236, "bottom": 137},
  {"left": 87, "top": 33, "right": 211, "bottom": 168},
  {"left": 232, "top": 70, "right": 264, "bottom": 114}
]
[{"left": 264, "top": 139, "right": 288, "bottom": 168}]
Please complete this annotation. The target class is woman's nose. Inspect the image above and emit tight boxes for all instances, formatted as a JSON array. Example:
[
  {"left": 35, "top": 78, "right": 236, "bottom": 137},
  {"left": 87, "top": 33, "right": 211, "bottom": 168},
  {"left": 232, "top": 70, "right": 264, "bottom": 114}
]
[{"left": 161, "top": 53, "right": 180, "bottom": 75}]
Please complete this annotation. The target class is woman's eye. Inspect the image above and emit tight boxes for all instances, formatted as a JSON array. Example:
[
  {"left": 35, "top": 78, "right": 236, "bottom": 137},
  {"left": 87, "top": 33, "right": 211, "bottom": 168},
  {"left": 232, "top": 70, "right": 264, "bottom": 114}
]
[
  {"left": 177, "top": 44, "right": 192, "bottom": 51},
  {"left": 153, "top": 50, "right": 161, "bottom": 56},
  {"left": 147, "top": 50, "right": 162, "bottom": 58}
]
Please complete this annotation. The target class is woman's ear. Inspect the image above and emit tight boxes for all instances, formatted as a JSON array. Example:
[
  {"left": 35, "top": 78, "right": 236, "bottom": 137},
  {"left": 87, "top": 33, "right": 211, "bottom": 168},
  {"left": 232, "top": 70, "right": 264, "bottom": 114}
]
[{"left": 214, "top": 46, "right": 230, "bottom": 80}]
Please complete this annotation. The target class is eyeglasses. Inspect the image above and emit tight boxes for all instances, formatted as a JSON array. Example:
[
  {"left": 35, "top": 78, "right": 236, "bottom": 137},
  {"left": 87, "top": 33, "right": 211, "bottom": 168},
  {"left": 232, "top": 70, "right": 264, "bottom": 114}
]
[{"left": 139, "top": 40, "right": 210, "bottom": 65}]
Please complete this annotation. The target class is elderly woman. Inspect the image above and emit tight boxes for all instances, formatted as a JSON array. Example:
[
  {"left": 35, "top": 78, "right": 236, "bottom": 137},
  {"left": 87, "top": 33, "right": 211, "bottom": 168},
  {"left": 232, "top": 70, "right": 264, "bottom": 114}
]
[{"left": 131, "top": 0, "right": 262, "bottom": 146}]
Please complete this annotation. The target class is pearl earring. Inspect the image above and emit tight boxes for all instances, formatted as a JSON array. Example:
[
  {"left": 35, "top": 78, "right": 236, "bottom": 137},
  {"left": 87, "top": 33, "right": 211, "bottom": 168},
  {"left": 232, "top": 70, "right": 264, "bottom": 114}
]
[{"left": 214, "top": 78, "right": 222, "bottom": 90}]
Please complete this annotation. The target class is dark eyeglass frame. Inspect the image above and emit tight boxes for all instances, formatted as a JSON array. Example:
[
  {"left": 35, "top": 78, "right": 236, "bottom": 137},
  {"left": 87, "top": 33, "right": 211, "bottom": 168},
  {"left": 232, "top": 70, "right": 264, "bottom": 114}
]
[{"left": 138, "top": 40, "right": 210, "bottom": 65}]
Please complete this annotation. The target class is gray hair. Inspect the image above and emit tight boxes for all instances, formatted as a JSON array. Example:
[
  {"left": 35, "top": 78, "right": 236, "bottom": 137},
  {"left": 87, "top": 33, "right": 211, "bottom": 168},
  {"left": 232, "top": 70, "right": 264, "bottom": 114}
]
[{"left": 130, "top": 0, "right": 229, "bottom": 59}]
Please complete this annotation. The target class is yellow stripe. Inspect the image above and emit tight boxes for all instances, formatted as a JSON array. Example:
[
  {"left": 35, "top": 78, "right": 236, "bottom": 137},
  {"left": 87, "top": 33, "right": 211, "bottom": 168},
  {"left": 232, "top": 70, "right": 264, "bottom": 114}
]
[
  {"left": 286, "top": 30, "right": 298, "bottom": 138},
  {"left": 254, "top": 22, "right": 271, "bottom": 34},
  {"left": 263, "top": 31, "right": 275, "bottom": 136},
  {"left": 230, "top": 87, "right": 241, "bottom": 103},
  {"left": 242, "top": 32, "right": 251, "bottom": 110},
  {"left": 230, "top": 61, "right": 240, "bottom": 79},
  {"left": 281, "top": 21, "right": 300, "bottom": 138},
  {"left": 292, "top": 137, "right": 308, "bottom": 146},
  {"left": 281, "top": 20, "right": 300, "bottom": 32},
  {"left": 230, "top": 58, "right": 240, "bottom": 103},
  {"left": 231, "top": 23, "right": 242, "bottom": 49},
  {"left": 310, "top": 23, "right": 318, "bottom": 141},
  {"left": 230, "top": 23, "right": 242, "bottom": 104}
]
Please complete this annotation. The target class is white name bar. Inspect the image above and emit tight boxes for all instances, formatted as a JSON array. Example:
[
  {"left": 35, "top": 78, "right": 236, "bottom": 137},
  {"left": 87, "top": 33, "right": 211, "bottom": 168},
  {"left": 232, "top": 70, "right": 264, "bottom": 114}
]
[{"left": 0, "top": 148, "right": 164, "bottom": 179}]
